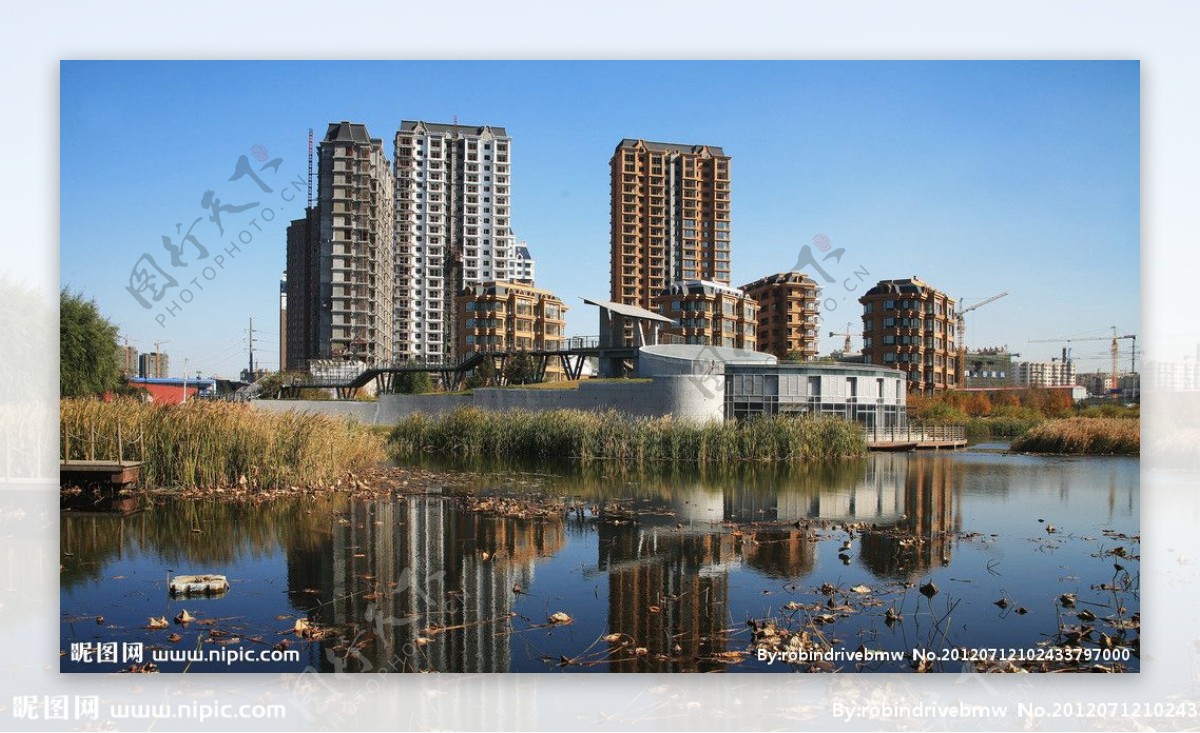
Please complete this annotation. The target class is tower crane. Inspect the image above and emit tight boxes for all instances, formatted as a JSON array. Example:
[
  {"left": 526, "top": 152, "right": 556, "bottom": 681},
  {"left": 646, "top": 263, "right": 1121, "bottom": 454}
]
[
  {"left": 1028, "top": 327, "right": 1136, "bottom": 395},
  {"left": 956, "top": 291, "right": 1008, "bottom": 381},
  {"left": 828, "top": 321, "right": 853, "bottom": 355}
]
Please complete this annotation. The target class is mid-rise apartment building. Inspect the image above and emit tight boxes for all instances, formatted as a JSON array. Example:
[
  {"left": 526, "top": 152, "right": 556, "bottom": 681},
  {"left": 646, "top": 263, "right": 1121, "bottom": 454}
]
[
  {"left": 1014, "top": 359, "right": 1076, "bottom": 388},
  {"left": 316, "top": 121, "right": 395, "bottom": 365},
  {"left": 394, "top": 121, "right": 514, "bottom": 361},
  {"left": 963, "top": 347, "right": 1015, "bottom": 389},
  {"left": 455, "top": 281, "right": 568, "bottom": 376},
  {"left": 653, "top": 280, "right": 757, "bottom": 350},
  {"left": 860, "top": 277, "right": 957, "bottom": 393},
  {"left": 610, "top": 139, "right": 731, "bottom": 344},
  {"left": 740, "top": 272, "right": 821, "bottom": 360}
]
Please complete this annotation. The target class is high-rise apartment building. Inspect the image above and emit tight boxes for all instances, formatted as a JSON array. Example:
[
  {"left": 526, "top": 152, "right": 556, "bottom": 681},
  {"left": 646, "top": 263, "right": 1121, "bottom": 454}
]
[
  {"left": 317, "top": 122, "right": 395, "bottom": 366},
  {"left": 279, "top": 271, "right": 287, "bottom": 372},
  {"left": 138, "top": 352, "right": 169, "bottom": 379},
  {"left": 285, "top": 207, "right": 321, "bottom": 370},
  {"left": 860, "top": 277, "right": 957, "bottom": 394},
  {"left": 740, "top": 272, "right": 821, "bottom": 360},
  {"left": 610, "top": 139, "right": 731, "bottom": 344},
  {"left": 394, "top": 121, "right": 514, "bottom": 361},
  {"left": 652, "top": 280, "right": 757, "bottom": 350},
  {"left": 507, "top": 241, "right": 536, "bottom": 284},
  {"left": 120, "top": 344, "right": 139, "bottom": 378}
]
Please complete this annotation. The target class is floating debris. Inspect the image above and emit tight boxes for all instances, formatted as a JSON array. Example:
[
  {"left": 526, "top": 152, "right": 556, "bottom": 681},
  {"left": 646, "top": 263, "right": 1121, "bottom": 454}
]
[
  {"left": 173, "top": 610, "right": 195, "bottom": 624},
  {"left": 548, "top": 612, "right": 572, "bottom": 625},
  {"left": 169, "top": 574, "right": 229, "bottom": 596},
  {"left": 147, "top": 616, "right": 168, "bottom": 629},
  {"left": 919, "top": 581, "right": 939, "bottom": 598}
]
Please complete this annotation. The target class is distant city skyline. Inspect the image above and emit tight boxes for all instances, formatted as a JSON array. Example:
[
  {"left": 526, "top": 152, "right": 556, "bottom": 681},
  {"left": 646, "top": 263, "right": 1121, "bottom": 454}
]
[{"left": 60, "top": 61, "right": 1139, "bottom": 378}]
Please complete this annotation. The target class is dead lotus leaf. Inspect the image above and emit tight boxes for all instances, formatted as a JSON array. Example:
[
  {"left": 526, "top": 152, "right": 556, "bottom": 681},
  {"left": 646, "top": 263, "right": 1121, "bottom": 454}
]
[
  {"left": 850, "top": 585, "right": 872, "bottom": 594},
  {"left": 548, "top": 611, "right": 572, "bottom": 625},
  {"left": 147, "top": 616, "right": 168, "bottom": 629}
]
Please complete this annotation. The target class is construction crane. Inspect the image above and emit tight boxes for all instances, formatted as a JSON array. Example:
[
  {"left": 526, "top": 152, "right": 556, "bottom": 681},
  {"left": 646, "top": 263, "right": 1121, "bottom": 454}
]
[
  {"left": 956, "top": 292, "right": 1009, "bottom": 380},
  {"left": 1029, "top": 327, "right": 1136, "bottom": 394},
  {"left": 828, "top": 321, "right": 853, "bottom": 355}
]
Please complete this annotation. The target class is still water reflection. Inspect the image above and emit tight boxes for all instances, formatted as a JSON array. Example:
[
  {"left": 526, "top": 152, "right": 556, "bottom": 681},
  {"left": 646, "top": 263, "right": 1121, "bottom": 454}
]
[{"left": 61, "top": 449, "right": 1138, "bottom": 673}]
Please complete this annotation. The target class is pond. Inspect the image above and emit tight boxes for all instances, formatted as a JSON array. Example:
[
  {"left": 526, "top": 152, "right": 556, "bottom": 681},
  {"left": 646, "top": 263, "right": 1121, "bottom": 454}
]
[{"left": 60, "top": 447, "right": 1138, "bottom": 673}]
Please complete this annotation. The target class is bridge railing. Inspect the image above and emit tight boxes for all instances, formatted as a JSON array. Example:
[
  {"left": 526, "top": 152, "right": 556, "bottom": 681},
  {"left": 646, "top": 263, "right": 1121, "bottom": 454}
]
[{"left": 864, "top": 424, "right": 966, "bottom": 444}]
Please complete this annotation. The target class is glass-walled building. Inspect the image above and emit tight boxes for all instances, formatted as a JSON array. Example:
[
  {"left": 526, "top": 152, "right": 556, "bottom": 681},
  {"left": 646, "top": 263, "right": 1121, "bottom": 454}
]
[{"left": 724, "top": 362, "right": 907, "bottom": 427}]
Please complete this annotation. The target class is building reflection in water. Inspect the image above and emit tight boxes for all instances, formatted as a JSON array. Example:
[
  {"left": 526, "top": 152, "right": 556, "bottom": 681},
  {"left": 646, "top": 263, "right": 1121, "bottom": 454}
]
[
  {"left": 858, "top": 455, "right": 958, "bottom": 578},
  {"left": 282, "top": 453, "right": 957, "bottom": 672},
  {"left": 286, "top": 495, "right": 563, "bottom": 673},
  {"left": 596, "top": 453, "right": 955, "bottom": 670}
]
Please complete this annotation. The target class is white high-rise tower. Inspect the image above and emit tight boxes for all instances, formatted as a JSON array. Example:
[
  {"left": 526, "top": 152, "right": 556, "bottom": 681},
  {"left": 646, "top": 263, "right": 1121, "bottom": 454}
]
[{"left": 393, "top": 121, "right": 514, "bottom": 360}]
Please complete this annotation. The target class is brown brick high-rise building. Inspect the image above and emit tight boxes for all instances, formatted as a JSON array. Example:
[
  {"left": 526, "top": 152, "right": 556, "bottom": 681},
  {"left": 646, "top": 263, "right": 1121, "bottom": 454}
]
[
  {"left": 859, "top": 277, "right": 957, "bottom": 394},
  {"left": 740, "top": 272, "right": 821, "bottom": 360},
  {"left": 610, "top": 139, "right": 731, "bottom": 345}
]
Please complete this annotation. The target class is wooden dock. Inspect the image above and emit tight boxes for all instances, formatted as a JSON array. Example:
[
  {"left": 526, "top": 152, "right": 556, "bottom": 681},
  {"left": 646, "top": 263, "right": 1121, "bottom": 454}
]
[{"left": 60, "top": 460, "right": 142, "bottom": 488}]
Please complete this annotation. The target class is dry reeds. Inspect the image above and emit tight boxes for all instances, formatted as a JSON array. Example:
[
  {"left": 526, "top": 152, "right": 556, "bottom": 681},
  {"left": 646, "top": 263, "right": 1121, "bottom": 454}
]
[
  {"left": 388, "top": 407, "right": 866, "bottom": 464},
  {"left": 60, "top": 398, "right": 386, "bottom": 488},
  {"left": 1010, "top": 417, "right": 1139, "bottom": 456}
]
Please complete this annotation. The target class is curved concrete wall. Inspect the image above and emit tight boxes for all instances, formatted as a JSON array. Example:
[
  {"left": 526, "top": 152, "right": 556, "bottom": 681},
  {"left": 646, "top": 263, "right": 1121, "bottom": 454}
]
[{"left": 249, "top": 375, "right": 725, "bottom": 425}]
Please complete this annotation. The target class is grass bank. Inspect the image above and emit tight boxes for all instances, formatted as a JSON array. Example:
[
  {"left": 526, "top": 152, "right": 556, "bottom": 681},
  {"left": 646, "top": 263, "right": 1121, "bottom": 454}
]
[
  {"left": 61, "top": 398, "right": 386, "bottom": 488},
  {"left": 387, "top": 406, "right": 867, "bottom": 463},
  {"left": 1010, "top": 417, "right": 1139, "bottom": 456}
]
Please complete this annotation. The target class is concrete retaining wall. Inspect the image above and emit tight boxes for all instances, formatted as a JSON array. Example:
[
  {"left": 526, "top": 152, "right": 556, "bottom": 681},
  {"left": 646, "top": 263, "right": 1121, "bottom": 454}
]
[{"left": 248, "top": 375, "right": 724, "bottom": 425}]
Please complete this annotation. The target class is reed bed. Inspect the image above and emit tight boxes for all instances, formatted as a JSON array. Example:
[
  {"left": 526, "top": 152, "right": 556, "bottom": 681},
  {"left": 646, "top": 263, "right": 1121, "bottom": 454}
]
[
  {"left": 388, "top": 407, "right": 866, "bottom": 464},
  {"left": 1010, "top": 417, "right": 1139, "bottom": 456},
  {"left": 60, "top": 398, "right": 386, "bottom": 488}
]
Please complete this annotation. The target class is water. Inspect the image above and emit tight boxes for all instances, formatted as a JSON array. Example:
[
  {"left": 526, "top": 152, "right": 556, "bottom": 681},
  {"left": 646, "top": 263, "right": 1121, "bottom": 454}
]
[{"left": 60, "top": 447, "right": 1139, "bottom": 673}]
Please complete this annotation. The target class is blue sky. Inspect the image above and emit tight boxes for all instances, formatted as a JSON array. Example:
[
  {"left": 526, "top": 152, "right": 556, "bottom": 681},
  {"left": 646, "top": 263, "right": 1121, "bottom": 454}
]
[{"left": 60, "top": 61, "right": 1139, "bottom": 378}]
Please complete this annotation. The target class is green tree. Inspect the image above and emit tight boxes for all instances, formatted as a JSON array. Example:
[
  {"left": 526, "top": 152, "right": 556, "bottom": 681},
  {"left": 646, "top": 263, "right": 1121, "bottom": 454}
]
[
  {"left": 60, "top": 289, "right": 121, "bottom": 397},
  {"left": 464, "top": 357, "right": 500, "bottom": 390},
  {"left": 396, "top": 370, "right": 434, "bottom": 394},
  {"left": 503, "top": 351, "right": 538, "bottom": 385}
]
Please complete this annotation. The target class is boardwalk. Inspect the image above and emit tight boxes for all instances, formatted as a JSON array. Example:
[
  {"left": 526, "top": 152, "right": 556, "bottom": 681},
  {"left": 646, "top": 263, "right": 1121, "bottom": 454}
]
[{"left": 864, "top": 424, "right": 967, "bottom": 451}]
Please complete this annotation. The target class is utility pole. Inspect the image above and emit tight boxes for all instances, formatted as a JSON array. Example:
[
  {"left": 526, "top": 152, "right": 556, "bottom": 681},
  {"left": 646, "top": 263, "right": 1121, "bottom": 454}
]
[
  {"left": 182, "top": 357, "right": 188, "bottom": 404},
  {"left": 248, "top": 317, "right": 257, "bottom": 379}
]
